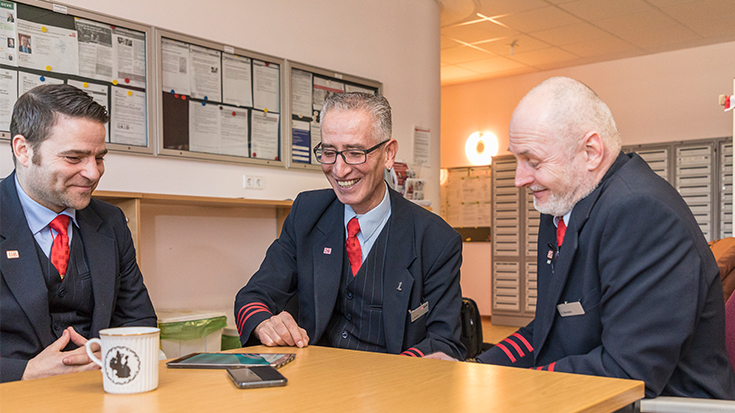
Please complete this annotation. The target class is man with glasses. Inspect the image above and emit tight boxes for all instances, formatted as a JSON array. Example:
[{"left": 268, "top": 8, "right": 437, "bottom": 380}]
[{"left": 235, "top": 93, "right": 465, "bottom": 360}]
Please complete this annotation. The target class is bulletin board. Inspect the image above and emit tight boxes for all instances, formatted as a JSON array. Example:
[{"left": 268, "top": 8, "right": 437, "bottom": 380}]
[
  {"left": 0, "top": 0, "right": 154, "bottom": 154},
  {"left": 156, "top": 28, "right": 285, "bottom": 167},
  {"left": 440, "top": 165, "right": 492, "bottom": 241},
  {"left": 286, "top": 61, "right": 381, "bottom": 170}
]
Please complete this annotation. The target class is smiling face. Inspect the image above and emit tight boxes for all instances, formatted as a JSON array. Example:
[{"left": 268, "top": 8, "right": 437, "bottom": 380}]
[
  {"left": 320, "top": 108, "right": 397, "bottom": 214},
  {"left": 13, "top": 116, "right": 107, "bottom": 213}
]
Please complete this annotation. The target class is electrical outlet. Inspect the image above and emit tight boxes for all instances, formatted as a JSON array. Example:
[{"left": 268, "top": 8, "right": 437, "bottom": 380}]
[
  {"left": 254, "top": 176, "right": 265, "bottom": 189},
  {"left": 243, "top": 175, "right": 264, "bottom": 189}
]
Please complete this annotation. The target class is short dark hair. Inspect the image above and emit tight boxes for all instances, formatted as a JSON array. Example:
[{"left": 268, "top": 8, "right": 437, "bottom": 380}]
[{"left": 10, "top": 84, "right": 109, "bottom": 164}]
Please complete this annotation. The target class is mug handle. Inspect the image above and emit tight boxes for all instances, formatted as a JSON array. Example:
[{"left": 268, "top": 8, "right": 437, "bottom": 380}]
[{"left": 85, "top": 338, "right": 103, "bottom": 368}]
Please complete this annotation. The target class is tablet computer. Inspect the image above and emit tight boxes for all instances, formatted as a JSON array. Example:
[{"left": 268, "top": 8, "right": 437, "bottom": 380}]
[{"left": 166, "top": 353, "right": 295, "bottom": 369}]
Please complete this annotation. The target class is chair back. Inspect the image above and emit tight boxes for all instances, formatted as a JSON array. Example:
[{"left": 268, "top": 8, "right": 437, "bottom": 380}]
[{"left": 726, "top": 293, "right": 735, "bottom": 374}]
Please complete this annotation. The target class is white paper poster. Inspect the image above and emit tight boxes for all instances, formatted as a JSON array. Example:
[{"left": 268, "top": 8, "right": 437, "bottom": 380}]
[
  {"left": 291, "top": 69, "right": 312, "bottom": 118},
  {"left": 16, "top": 19, "right": 79, "bottom": 75},
  {"left": 68, "top": 79, "right": 109, "bottom": 139},
  {"left": 0, "top": 1, "right": 17, "bottom": 66},
  {"left": 189, "top": 44, "right": 221, "bottom": 102},
  {"left": 75, "top": 18, "right": 112, "bottom": 81},
  {"left": 112, "top": 27, "right": 145, "bottom": 88},
  {"left": 219, "top": 107, "right": 249, "bottom": 157},
  {"left": 110, "top": 86, "right": 146, "bottom": 146},
  {"left": 188, "top": 100, "right": 220, "bottom": 153},
  {"left": 252, "top": 60, "right": 279, "bottom": 112},
  {"left": 161, "top": 38, "right": 190, "bottom": 95},
  {"left": 250, "top": 110, "right": 279, "bottom": 159},
  {"left": 222, "top": 54, "right": 252, "bottom": 107},
  {"left": 313, "top": 77, "right": 343, "bottom": 110},
  {"left": 413, "top": 127, "right": 430, "bottom": 166},
  {"left": 18, "top": 70, "right": 63, "bottom": 95},
  {"left": 0, "top": 68, "right": 17, "bottom": 131}
]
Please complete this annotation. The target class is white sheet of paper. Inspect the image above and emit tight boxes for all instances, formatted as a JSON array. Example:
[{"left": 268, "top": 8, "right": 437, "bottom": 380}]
[
  {"left": 312, "top": 77, "right": 343, "bottom": 111},
  {"left": 345, "top": 84, "right": 374, "bottom": 94},
  {"left": 0, "top": 2, "right": 17, "bottom": 66},
  {"left": 291, "top": 69, "right": 312, "bottom": 119},
  {"left": 250, "top": 110, "right": 279, "bottom": 159},
  {"left": 75, "top": 18, "right": 112, "bottom": 81},
  {"left": 0, "top": 68, "right": 17, "bottom": 131},
  {"left": 112, "top": 27, "right": 146, "bottom": 88},
  {"left": 16, "top": 19, "right": 79, "bottom": 75},
  {"left": 252, "top": 60, "right": 279, "bottom": 112},
  {"left": 413, "top": 127, "right": 431, "bottom": 166},
  {"left": 222, "top": 54, "right": 252, "bottom": 107},
  {"left": 161, "top": 38, "right": 190, "bottom": 95},
  {"left": 219, "top": 107, "right": 249, "bottom": 157},
  {"left": 188, "top": 100, "right": 220, "bottom": 153},
  {"left": 189, "top": 44, "right": 221, "bottom": 102},
  {"left": 18, "top": 71, "right": 63, "bottom": 95},
  {"left": 110, "top": 86, "right": 146, "bottom": 146},
  {"left": 68, "top": 79, "right": 109, "bottom": 139}
]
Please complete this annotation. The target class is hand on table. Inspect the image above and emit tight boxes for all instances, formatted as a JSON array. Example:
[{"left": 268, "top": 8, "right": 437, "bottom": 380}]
[
  {"left": 424, "top": 351, "right": 458, "bottom": 361},
  {"left": 254, "top": 312, "right": 309, "bottom": 348},
  {"left": 22, "top": 327, "right": 100, "bottom": 380}
]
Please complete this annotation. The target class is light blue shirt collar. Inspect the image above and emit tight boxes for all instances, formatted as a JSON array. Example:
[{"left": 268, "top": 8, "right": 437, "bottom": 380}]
[
  {"left": 344, "top": 182, "right": 392, "bottom": 262},
  {"left": 14, "top": 174, "right": 77, "bottom": 256}
]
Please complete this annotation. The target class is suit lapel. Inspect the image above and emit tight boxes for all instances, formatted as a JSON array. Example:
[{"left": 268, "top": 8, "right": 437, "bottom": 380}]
[
  {"left": 312, "top": 198, "right": 345, "bottom": 339},
  {"left": 382, "top": 190, "right": 416, "bottom": 353},
  {"left": 76, "top": 204, "right": 116, "bottom": 335},
  {"left": 0, "top": 173, "right": 56, "bottom": 345}
]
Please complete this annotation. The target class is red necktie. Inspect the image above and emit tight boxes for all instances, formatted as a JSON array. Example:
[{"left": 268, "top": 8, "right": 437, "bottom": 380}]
[
  {"left": 346, "top": 217, "right": 362, "bottom": 276},
  {"left": 556, "top": 218, "right": 567, "bottom": 248},
  {"left": 49, "top": 215, "right": 71, "bottom": 279}
]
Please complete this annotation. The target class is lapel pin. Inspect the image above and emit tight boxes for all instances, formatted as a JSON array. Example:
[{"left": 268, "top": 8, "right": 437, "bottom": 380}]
[
  {"left": 6, "top": 250, "right": 19, "bottom": 259},
  {"left": 323, "top": 247, "right": 332, "bottom": 255},
  {"left": 397, "top": 282, "right": 402, "bottom": 291}
]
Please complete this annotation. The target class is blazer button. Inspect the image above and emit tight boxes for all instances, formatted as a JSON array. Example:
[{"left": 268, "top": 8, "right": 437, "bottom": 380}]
[
  {"left": 345, "top": 314, "right": 352, "bottom": 321},
  {"left": 58, "top": 289, "right": 66, "bottom": 297},
  {"left": 341, "top": 331, "right": 348, "bottom": 339},
  {"left": 53, "top": 322, "right": 61, "bottom": 331},
  {"left": 346, "top": 292, "right": 353, "bottom": 300}
]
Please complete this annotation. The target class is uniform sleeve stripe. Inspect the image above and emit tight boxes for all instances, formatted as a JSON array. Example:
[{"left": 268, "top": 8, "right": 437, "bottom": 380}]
[
  {"left": 408, "top": 347, "right": 424, "bottom": 357},
  {"left": 548, "top": 362, "right": 556, "bottom": 372},
  {"left": 495, "top": 343, "right": 516, "bottom": 363},
  {"left": 236, "top": 303, "right": 270, "bottom": 324},
  {"left": 536, "top": 366, "right": 543, "bottom": 370},
  {"left": 512, "top": 333, "right": 533, "bottom": 352},
  {"left": 401, "top": 350, "right": 418, "bottom": 357},
  {"left": 401, "top": 348, "right": 424, "bottom": 357},
  {"left": 504, "top": 337, "right": 525, "bottom": 358},
  {"left": 236, "top": 307, "right": 272, "bottom": 332}
]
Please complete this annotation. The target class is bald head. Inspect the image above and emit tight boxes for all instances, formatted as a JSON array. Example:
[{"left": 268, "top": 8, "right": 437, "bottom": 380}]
[{"left": 512, "top": 77, "right": 621, "bottom": 160}]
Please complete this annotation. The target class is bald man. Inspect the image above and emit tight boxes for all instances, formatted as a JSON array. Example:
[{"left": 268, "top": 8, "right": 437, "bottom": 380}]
[{"left": 477, "top": 77, "right": 735, "bottom": 399}]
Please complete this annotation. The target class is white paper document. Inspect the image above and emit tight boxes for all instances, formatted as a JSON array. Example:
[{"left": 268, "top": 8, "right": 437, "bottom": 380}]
[
  {"left": 189, "top": 44, "right": 221, "bottom": 102},
  {"left": 75, "top": 18, "right": 112, "bottom": 81},
  {"left": 250, "top": 110, "right": 279, "bottom": 160},
  {"left": 16, "top": 19, "right": 79, "bottom": 75},
  {"left": 413, "top": 127, "right": 431, "bottom": 166},
  {"left": 112, "top": 27, "right": 145, "bottom": 88},
  {"left": 110, "top": 86, "right": 146, "bottom": 146},
  {"left": 222, "top": 54, "right": 252, "bottom": 107},
  {"left": 188, "top": 100, "right": 220, "bottom": 153},
  {"left": 313, "top": 77, "right": 343, "bottom": 111},
  {"left": 0, "top": 1, "right": 17, "bottom": 66},
  {"left": 68, "top": 79, "right": 109, "bottom": 139},
  {"left": 252, "top": 60, "right": 279, "bottom": 112},
  {"left": 18, "top": 70, "right": 63, "bottom": 95},
  {"left": 0, "top": 68, "right": 17, "bottom": 131},
  {"left": 290, "top": 69, "right": 312, "bottom": 118},
  {"left": 161, "top": 38, "right": 190, "bottom": 95},
  {"left": 219, "top": 107, "right": 249, "bottom": 157},
  {"left": 345, "top": 84, "right": 374, "bottom": 94}
]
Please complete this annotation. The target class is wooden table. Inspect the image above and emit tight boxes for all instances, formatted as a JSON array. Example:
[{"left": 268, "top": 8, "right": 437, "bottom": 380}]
[{"left": 0, "top": 346, "right": 644, "bottom": 412}]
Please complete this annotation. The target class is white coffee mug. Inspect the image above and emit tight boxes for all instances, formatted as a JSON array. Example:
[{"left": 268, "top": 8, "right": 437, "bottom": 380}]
[{"left": 85, "top": 326, "right": 160, "bottom": 394}]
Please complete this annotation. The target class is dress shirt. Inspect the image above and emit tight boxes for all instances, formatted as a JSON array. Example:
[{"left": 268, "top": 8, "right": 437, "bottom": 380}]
[{"left": 343, "top": 182, "right": 391, "bottom": 263}]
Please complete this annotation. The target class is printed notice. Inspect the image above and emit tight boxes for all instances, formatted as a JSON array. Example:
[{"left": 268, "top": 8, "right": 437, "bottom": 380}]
[
  {"left": 188, "top": 100, "right": 220, "bottom": 154},
  {"left": 112, "top": 27, "right": 145, "bottom": 88},
  {"left": 413, "top": 127, "right": 430, "bottom": 166},
  {"left": 222, "top": 54, "right": 252, "bottom": 107},
  {"left": 68, "top": 79, "right": 109, "bottom": 139},
  {"left": 16, "top": 19, "right": 79, "bottom": 75},
  {"left": 161, "top": 38, "right": 190, "bottom": 95},
  {"left": 75, "top": 18, "right": 112, "bottom": 81},
  {"left": 251, "top": 110, "right": 279, "bottom": 159},
  {"left": 291, "top": 69, "right": 312, "bottom": 119},
  {"left": 291, "top": 119, "right": 310, "bottom": 164},
  {"left": 0, "top": 1, "right": 17, "bottom": 66},
  {"left": 189, "top": 44, "right": 221, "bottom": 102},
  {"left": 219, "top": 107, "right": 249, "bottom": 157},
  {"left": 252, "top": 60, "right": 279, "bottom": 112},
  {"left": 313, "top": 76, "right": 343, "bottom": 111},
  {"left": 0, "top": 68, "right": 17, "bottom": 131},
  {"left": 345, "top": 84, "right": 374, "bottom": 94},
  {"left": 18, "top": 70, "right": 63, "bottom": 95},
  {"left": 110, "top": 86, "right": 146, "bottom": 146}
]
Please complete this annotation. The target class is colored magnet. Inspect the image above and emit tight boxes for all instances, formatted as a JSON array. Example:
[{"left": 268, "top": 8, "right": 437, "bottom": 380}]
[
  {"left": 39, "top": 76, "right": 45, "bottom": 82},
  {"left": 83, "top": 82, "right": 89, "bottom": 88},
  {"left": 41, "top": 26, "right": 47, "bottom": 33},
  {"left": 264, "top": 108, "right": 268, "bottom": 114},
  {"left": 182, "top": 96, "right": 187, "bottom": 100},
  {"left": 252, "top": 152, "right": 257, "bottom": 157},
  {"left": 171, "top": 89, "right": 175, "bottom": 94},
  {"left": 203, "top": 96, "right": 208, "bottom": 101},
  {"left": 201, "top": 101, "right": 206, "bottom": 106},
  {"left": 174, "top": 94, "right": 179, "bottom": 98},
  {"left": 124, "top": 78, "right": 130, "bottom": 83},
  {"left": 275, "top": 156, "right": 279, "bottom": 161},
  {"left": 112, "top": 79, "right": 118, "bottom": 85},
  {"left": 127, "top": 91, "right": 133, "bottom": 96},
  {"left": 232, "top": 111, "right": 236, "bottom": 116},
  {"left": 45, "top": 65, "right": 52, "bottom": 71}
]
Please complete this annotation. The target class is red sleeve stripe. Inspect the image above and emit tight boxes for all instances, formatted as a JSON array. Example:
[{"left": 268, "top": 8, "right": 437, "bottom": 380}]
[
  {"left": 236, "top": 303, "right": 272, "bottom": 332},
  {"left": 511, "top": 333, "right": 533, "bottom": 352},
  {"left": 408, "top": 348, "right": 424, "bottom": 357},
  {"left": 547, "top": 362, "right": 556, "bottom": 372},
  {"left": 536, "top": 366, "right": 543, "bottom": 370},
  {"left": 503, "top": 337, "right": 525, "bottom": 358},
  {"left": 237, "top": 308, "right": 271, "bottom": 332},
  {"left": 401, "top": 350, "right": 418, "bottom": 357},
  {"left": 401, "top": 348, "right": 424, "bottom": 357},
  {"left": 495, "top": 343, "right": 516, "bottom": 363},
  {"left": 237, "top": 302, "right": 270, "bottom": 321}
]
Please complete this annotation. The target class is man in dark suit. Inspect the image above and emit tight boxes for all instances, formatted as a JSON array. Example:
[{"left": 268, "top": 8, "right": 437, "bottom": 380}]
[
  {"left": 235, "top": 93, "right": 464, "bottom": 360},
  {"left": 477, "top": 77, "right": 735, "bottom": 398},
  {"left": 0, "top": 84, "right": 156, "bottom": 382}
]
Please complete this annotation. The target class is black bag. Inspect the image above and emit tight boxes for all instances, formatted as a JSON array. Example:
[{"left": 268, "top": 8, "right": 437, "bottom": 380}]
[{"left": 460, "top": 297, "right": 484, "bottom": 359}]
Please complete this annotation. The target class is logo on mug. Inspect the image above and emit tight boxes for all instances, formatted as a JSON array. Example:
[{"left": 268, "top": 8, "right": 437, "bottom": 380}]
[{"left": 103, "top": 346, "right": 141, "bottom": 385}]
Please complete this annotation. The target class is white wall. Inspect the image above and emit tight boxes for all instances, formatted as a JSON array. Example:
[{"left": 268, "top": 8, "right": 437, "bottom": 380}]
[{"left": 0, "top": 0, "right": 442, "bottom": 322}]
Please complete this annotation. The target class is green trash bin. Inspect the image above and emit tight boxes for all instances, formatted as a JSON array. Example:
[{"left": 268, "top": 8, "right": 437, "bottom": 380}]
[
  {"left": 157, "top": 309, "right": 228, "bottom": 359},
  {"left": 221, "top": 327, "right": 242, "bottom": 351}
]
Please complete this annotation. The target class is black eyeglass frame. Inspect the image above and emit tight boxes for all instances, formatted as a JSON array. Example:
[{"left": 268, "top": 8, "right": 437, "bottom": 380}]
[{"left": 313, "top": 139, "right": 390, "bottom": 165}]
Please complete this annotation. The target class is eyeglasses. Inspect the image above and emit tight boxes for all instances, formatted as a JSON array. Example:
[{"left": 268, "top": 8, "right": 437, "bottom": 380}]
[{"left": 313, "top": 140, "right": 389, "bottom": 165}]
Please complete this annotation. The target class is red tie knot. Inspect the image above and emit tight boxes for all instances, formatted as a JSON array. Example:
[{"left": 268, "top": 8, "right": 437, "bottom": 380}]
[
  {"left": 556, "top": 217, "right": 566, "bottom": 247},
  {"left": 348, "top": 217, "right": 360, "bottom": 237},
  {"left": 49, "top": 214, "right": 70, "bottom": 236}
]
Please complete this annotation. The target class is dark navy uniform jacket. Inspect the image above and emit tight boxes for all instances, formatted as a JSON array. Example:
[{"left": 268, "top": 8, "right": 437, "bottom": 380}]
[
  {"left": 478, "top": 152, "right": 735, "bottom": 399},
  {"left": 235, "top": 187, "right": 465, "bottom": 360}
]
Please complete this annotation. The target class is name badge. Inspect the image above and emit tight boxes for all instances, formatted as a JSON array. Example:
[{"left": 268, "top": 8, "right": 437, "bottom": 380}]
[
  {"left": 557, "top": 301, "right": 585, "bottom": 317},
  {"left": 409, "top": 301, "right": 429, "bottom": 322}
]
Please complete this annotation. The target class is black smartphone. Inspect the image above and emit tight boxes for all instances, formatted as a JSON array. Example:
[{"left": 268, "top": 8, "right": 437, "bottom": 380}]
[{"left": 227, "top": 366, "right": 288, "bottom": 389}]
